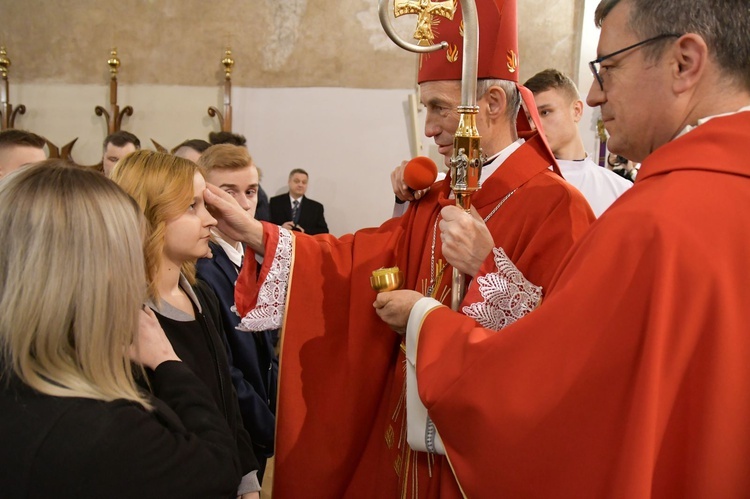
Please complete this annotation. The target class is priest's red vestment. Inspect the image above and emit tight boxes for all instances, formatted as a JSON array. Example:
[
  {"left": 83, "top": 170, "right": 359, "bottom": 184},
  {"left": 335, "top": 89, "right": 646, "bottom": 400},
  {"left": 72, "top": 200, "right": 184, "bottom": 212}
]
[
  {"left": 412, "top": 111, "right": 750, "bottom": 497},
  {"left": 236, "top": 133, "right": 593, "bottom": 498}
]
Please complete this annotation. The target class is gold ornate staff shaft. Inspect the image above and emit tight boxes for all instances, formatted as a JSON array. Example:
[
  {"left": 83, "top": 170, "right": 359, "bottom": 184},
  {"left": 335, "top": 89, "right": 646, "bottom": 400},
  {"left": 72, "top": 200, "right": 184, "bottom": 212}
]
[
  {"left": 379, "top": 0, "right": 483, "bottom": 311},
  {"left": 449, "top": 107, "right": 482, "bottom": 309}
]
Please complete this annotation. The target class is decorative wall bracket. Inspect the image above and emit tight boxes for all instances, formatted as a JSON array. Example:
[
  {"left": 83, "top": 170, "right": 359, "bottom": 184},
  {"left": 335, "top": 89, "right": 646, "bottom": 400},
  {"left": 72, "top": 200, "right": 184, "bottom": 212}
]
[
  {"left": 151, "top": 139, "right": 168, "bottom": 153},
  {"left": 46, "top": 138, "right": 79, "bottom": 161},
  {"left": 95, "top": 48, "right": 133, "bottom": 133},
  {"left": 0, "top": 47, "right": 27, "bottom": 130},
  {"left": 207, "top": 48, "right": 234, "bottom": 132}
]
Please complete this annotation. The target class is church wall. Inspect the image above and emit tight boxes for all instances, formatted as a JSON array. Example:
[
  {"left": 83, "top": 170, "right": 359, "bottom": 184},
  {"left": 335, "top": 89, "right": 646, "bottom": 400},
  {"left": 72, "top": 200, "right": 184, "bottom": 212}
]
[{"left": 2, "top": 0, "right": 592, "bottom": 235}]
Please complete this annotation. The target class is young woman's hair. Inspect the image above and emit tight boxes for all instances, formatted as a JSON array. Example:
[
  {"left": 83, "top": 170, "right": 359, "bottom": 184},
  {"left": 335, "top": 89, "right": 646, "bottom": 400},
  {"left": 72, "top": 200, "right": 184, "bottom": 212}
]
[
  {"left": 110, "top": 150, "right": 199, "bottom": 301},
  {"left": 0, "top": 161, "right": 151, "bottom": 408}
]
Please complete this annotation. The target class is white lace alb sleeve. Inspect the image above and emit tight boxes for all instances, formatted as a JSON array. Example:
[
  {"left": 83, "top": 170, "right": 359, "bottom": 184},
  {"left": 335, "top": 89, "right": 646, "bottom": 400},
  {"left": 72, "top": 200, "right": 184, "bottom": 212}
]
[
  {"left": 462, "top": 247, "right": 542, "bottom": 331},
  {"left": 236, "top": 228, "right": 293, "bottom": 332}
]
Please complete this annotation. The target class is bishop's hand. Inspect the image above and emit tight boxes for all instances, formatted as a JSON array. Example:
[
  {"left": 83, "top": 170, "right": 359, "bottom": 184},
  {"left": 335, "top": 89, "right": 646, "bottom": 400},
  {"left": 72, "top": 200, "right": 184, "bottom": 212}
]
[
  {"left": 204, "top": 183, "right": 265, "bottom": 254},
  {"left": 439, "top": 205, "right": 494, "bottom": 277},
  {"left": 392, "top": 160, "right": 431, "bottom": 202},
  {"left": 374, "top": 290, "right": 424, "bottom": 334}
]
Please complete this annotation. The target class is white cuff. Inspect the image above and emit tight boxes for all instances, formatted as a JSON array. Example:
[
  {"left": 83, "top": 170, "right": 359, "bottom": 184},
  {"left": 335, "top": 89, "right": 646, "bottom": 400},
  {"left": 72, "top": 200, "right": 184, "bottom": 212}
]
[{"left": 405, "top": 297, "right": 445, "bottom": 454}]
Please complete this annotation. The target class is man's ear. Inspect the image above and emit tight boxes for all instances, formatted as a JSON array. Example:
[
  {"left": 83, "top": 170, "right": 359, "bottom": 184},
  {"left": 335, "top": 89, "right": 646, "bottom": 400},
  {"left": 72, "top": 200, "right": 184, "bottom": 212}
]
[
  {"left": 571, "top": 99, "right": 584, "bottom": 123},
  {"left": 484, "top": 85, "right": 507, "bottom": 119},
  {"left": 671, "top": 33, "right": 709, "bottom": 94}
]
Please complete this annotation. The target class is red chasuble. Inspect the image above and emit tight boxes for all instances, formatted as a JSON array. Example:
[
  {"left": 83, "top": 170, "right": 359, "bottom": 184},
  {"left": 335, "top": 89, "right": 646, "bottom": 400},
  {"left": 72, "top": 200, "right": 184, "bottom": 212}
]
[
  {"left": 235, "top": 132, "right": 593, "bottom": 498},
  {"left": 414, "top": 111, "right": 750, "bottom": 497}
]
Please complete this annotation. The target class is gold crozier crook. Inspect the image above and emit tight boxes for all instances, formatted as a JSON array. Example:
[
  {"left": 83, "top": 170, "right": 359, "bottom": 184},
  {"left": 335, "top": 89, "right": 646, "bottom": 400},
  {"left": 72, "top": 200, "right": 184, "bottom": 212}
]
[{"left": 394, "top": 0, "right": 457, "bottom": 46}]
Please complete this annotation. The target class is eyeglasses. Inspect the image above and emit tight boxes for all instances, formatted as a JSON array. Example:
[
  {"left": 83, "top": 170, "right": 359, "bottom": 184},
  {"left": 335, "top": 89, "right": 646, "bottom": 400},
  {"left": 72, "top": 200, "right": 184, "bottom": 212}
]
[{"left": 589, "top": 33, "right": 682, "bottom": 91}]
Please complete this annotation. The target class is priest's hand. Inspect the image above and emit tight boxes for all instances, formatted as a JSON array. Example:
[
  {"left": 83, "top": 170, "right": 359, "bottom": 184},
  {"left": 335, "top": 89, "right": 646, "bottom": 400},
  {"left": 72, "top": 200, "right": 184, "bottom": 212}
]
[
  {"left": 374, "top": 290, "right": 424, "bottom": 334},
  {"left": 204, "top": 184, "right": 265, "bottom": 254},
  {"left": 439, "top": 205, "right": 494, "bottom": 277},
  {"left": 392, "top": 161, "right": 431, "bottom": 202}
]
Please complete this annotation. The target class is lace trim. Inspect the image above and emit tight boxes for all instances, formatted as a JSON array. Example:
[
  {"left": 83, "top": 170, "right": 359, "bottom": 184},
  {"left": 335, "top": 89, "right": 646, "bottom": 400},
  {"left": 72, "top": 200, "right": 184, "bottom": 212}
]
[
  {"left": 237, "top": 228, "right": 293, "bottom": 331},
  {"left": 462, "top": 247, "right": 542, "bottom": 331}
]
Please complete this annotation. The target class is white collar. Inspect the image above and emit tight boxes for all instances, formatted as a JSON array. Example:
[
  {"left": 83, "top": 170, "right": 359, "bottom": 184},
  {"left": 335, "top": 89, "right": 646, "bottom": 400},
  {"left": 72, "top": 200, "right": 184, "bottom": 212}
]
[
  {"left": 676, "top": 104, "right": 750, "bottom": 139},
  {"left": 211, "top": 229, "right": 243, "bottom": 268},
  {"left": 480, "top": 138, "right": 525, "bottom": 183}
]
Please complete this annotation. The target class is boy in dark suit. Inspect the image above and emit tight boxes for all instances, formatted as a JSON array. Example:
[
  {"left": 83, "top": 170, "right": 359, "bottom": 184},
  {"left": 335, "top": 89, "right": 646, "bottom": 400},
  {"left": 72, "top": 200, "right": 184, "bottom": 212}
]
[
  {"left": 269, "top": 168, "right": 329, "bottom": 234},
  {"left": 196, "top": 144, "right": 278, "bottom": 482}
]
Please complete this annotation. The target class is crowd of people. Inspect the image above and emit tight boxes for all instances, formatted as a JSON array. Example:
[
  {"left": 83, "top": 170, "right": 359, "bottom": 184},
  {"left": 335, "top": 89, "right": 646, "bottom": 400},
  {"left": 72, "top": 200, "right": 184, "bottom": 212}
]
[{"left": 2, "top": 0, "right": 749, "bottom": 497}]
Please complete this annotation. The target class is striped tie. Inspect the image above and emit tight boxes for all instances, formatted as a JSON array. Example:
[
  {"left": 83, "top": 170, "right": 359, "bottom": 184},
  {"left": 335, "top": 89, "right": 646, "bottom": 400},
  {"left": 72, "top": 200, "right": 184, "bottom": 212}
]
[{"left": 292, "top": 199, "right": 300, "bottom": 224}]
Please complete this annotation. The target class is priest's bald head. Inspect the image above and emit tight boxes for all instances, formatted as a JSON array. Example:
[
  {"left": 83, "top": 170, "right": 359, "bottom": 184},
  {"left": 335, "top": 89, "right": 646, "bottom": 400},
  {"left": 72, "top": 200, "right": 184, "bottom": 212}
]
[{"left": 415, "top": 0, "right": 538, "bottom": 166}]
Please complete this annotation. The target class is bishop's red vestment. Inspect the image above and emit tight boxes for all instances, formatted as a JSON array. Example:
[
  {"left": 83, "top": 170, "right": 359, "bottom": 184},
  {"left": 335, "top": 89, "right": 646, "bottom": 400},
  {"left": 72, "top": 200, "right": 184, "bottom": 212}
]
[{"left": 235, "top": 132, "right": 593, "bottom": 498}]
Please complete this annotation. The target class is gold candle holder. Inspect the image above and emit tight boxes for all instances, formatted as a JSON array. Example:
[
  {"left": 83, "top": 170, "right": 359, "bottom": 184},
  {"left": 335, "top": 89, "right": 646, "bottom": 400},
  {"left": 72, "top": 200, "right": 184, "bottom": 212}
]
[{"left": 370, "top": 267, "right": 404, "bottom": 292}]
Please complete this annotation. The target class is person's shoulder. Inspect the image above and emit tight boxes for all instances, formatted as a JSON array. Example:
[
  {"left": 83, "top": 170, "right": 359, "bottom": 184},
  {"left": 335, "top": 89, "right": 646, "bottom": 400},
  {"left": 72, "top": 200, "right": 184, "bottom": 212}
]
[
  {"left": 302, "top": 196, "right": 324, "bottom": 208},
  {"left": 17, "top": 391, "right": 156, "bottom": 455},
  {"left": 194, "top": 277, "right": 222, "bottom": 308},
  {"left": 535, "top": 167, "right": 587, "bottom": 197},
  {"left": 521, "top": 168, "right": 593, "bottom": 217},
  {"left": 269, "top": 193, "right": 288, "bottom": 203},
  {"left": 0, "top": 390, "right": 170, "bottom": 492},
  {"left": 595, "top": 166, "right": 634, "bottom": 190}
]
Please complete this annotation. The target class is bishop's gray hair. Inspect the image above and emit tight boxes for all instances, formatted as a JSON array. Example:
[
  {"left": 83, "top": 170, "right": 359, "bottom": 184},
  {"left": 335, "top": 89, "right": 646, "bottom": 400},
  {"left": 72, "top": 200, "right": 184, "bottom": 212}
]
[{"left": 477, "top": 78, "right": 521, "bottom": 123}]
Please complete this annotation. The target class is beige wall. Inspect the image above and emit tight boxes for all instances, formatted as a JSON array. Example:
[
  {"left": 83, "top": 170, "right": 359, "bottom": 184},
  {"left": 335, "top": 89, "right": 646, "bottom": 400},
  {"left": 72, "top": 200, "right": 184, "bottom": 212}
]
[
  {"left": 2, "top": 0, "right": 591, "bottom": 235},
  {"left": 2, "top": 0, "right": 583, "bottom": 87}
]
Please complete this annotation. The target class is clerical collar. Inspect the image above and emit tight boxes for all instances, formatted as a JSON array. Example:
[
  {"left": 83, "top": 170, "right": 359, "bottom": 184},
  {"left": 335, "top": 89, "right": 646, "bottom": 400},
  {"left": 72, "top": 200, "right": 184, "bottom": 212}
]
[
  {"left": 677, "top": 104, "right": 750, "bottom": 139},
  {"left": 480, "top": 139, "right": 525, "bottom": 183},
  {"left": 211, "top": 229, "right": 243, "bottom": 268}
]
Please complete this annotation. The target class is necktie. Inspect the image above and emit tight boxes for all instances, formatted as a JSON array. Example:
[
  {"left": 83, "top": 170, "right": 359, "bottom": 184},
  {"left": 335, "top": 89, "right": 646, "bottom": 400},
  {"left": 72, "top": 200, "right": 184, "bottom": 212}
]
[{"left": 292, "top": 199, "right": 300, "bottom": 224}]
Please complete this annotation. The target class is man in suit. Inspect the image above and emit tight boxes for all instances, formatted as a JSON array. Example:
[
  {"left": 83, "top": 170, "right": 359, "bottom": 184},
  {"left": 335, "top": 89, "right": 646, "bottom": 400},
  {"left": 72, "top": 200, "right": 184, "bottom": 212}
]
[
  {"left": 196, "top": 144, "right": 278, "bottom": 482},
  {"left": 269, "top": 168, "right": 329, "bottom": 234}
]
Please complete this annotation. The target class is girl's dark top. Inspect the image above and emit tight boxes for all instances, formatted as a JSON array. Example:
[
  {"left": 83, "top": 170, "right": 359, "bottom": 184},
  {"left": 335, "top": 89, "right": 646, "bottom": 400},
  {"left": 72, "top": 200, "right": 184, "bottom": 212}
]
[
  {"left": 0, "top": 361, "right": 242, "bottom": 499},
  {"left": 148, "top": 278, "right": 259, "bottom": 493}
]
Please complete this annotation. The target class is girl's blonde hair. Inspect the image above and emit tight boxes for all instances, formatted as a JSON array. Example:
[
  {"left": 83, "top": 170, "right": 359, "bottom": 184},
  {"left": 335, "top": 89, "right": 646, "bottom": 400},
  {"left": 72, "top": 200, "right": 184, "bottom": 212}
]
[
  {"left": 0, "top": 161, "right": 151, "bottom": 408},
  {"left": 110, "top": 150, "right": 199, "bottom": 301}
]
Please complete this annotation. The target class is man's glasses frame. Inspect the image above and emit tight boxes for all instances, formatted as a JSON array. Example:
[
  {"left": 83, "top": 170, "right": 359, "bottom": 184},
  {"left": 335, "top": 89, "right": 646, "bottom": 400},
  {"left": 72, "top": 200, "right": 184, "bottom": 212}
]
[{"left": 589, "top": 33, "right": 683, "bottom": 91}]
